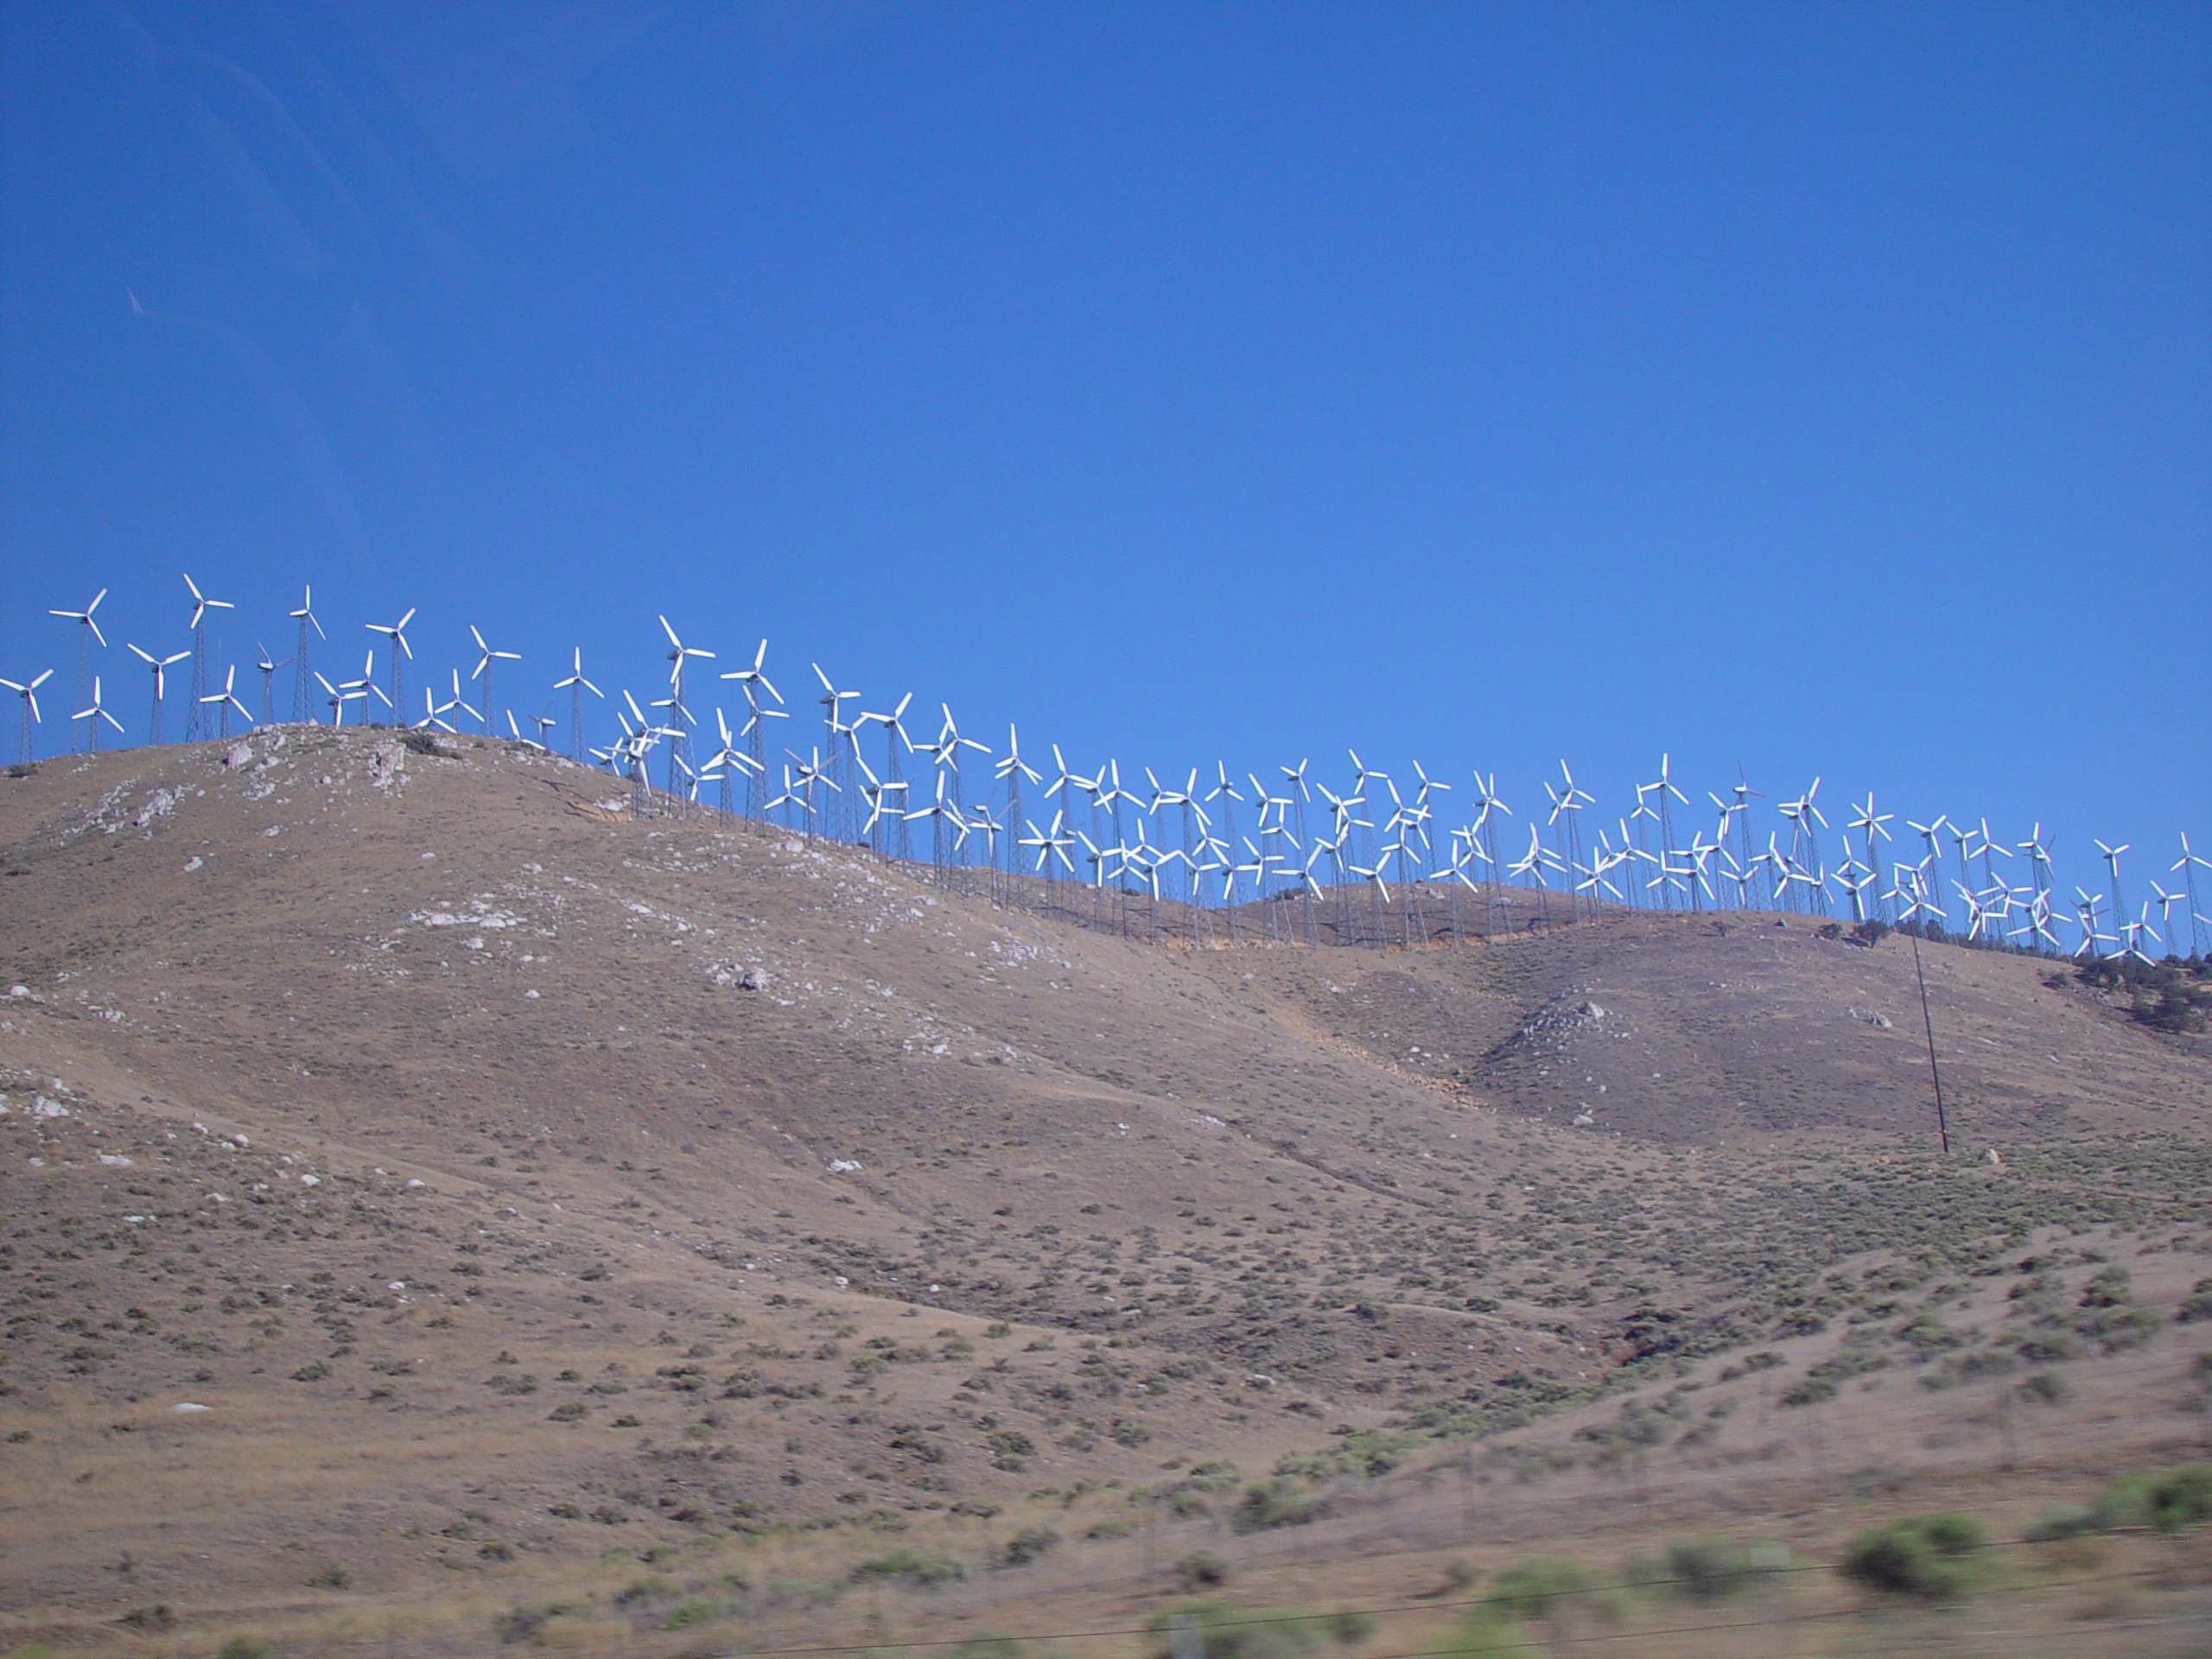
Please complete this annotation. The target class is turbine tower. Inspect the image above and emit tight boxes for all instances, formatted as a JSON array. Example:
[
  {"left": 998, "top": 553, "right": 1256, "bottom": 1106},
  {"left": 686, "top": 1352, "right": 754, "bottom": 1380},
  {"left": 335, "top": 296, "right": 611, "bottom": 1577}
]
[
  {"left": 365, "top": 609, "right": 416, "bottom": 725},
  {"left": 253, "top": 644, "right": 290, "bottom": 724},
  {"left": 469, "top": 626, "right": 520, "bottom": 737},
  {"left": 2172, "top": 834, "right": 2210, "bottom": 958},
  {"left": 554, "top": 648, "right": 603, "bottom": 762},
  {"left": 2, "top": 670, "right": 53, "bottom": 765},
  {"left": 75, "top": 676, "right": 124, "bottom": 753},
  {"left": 180, "top": 575, "right": 233, "bottom": 742},
  {"left": 289, "top": 587, "right": 324, "bottom": 723},
  {"left": 47, "top": 588, "right": 106, "bottom": 753},
  {"left": 125, "top": 644, "right": 189, "bottom": 744},
  {"left": 658, "top": 616, "right": 715, "bottom": 812},
  {"left": 719, "top": 642, "right": 781, "bottom": 817},
  {"left": 2094, "top": 841, "right": 2130, "bottom": 960}
]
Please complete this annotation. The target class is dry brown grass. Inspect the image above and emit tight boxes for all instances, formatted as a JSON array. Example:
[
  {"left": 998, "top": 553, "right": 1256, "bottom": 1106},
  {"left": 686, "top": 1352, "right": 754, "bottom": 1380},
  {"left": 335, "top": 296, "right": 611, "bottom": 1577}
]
[{"left": 1, "top": 731, "right": 2208, "bottom": 1652}]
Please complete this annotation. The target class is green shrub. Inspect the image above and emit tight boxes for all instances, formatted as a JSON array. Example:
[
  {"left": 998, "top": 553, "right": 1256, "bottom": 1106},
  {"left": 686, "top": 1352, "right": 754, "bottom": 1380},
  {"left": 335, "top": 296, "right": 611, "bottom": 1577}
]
[
  {"left": 2091, "top": 1464, "right": 2212, "bottom": 1534},
  {"left": 1143, "top": 1600, "right": 1314, "bottom": 1659},
  {"left": 1660, "top": 1537, "right": 1755, "bottom": 1601},
  {"left": 1483, "top": 1556, "right": 1591, "bottom": 1621},
  {"left": 1001, "top": 1526, "right": 1058, "bottom": 1567},
  {"left": 1230, "top": 1478, "right": 1329, "bottom": 1533},
  {"left": 1840, "top": 1513, "right": 1986, "bottom": 1599},
  {"left": 662, "top": 1596, "right": 742, "bottom": 1629},
  {"left": 214, "top": 1641, "right": 273, "bottom": 1659},
  {"left": 849, "top": 1548, "right": 965, "bottom": 1588}
]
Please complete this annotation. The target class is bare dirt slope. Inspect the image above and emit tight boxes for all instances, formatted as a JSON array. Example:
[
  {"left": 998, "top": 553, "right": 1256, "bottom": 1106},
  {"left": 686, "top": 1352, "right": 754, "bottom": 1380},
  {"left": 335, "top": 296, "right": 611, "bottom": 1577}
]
[{"left": 1, "top": 729, "right": 2207, "bottom": 1653}]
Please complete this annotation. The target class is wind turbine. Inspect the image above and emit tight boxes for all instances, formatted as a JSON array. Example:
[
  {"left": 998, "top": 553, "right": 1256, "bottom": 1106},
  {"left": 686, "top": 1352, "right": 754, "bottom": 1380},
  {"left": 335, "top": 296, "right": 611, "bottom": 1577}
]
[
  {"left": 860, "top": 693, "right": 917, "bottom": 859},
  {"left": 200, "top": 664, "right": 252, "bottom": 739},
  {"left": 719, "top": 642, "right": 781, "bottom": 817},
  {"left": 468, "top": 626, "right": 521, "bottom": 737},
  {"left": 75, "top": 676, "right": 124, "bottom": 753},
  {"left": 810, "top": 663, "right": 861, "bottom": 842},
  {"left": 48, "top": 588, "right": 106, "bottom": 753},
  {"left": 125, "top": 644, "right": 189, "bottom": 744},
  {"left": 553, "top": 648, "right": 603, "bottom": 763},
  {"left": 1906, "top": 817, "right": 1950, "bottom": 931},
  {"left": 1727, "top": 767, "right": 1765, "bottom": 907},
  {"left": 342, "top": 651, "right": 391, "bottom": 728},
  {"left": 703, "top": 707, "right": 760, "bottom": 818},
  {"left": 2, "top": 670, "right": 53, "bottom": 764},
  {"left": 656, "top": 617, "right": 714, "bottom": 810},
  {"left": 995, "top": 728, "right": 1042, "bottom": 897},
  {"left": 1849, "top": 795, "right": 1894, "bottom": 925},
  {"left": 2171, "top": 834, "right": 2209, "bottom": 958},
  {"left": 252, "top": 644, "right": 290, "bottom": 724},
  {"left": 1468, "top": 771, "right": 1512, "bottom": 939},
  {"left": 179, "top": 575, "right": 234, "bottom": 741},
  {"left": 365, "top": 608, "right": 415, "bottom": 723},
  {"left": 1637, "top": 756, "right": 1689, "bottom": 911},
  {"left": 1543, "top": 761, "right": 1590, "bottom": 922},
  {"left": 289, "top": 586, "right": 324, "bottom": 722},
  {"left": 2148, "top": 882, "right": 2188, "bottom": 960},
  {"left": 2094, "top": 842, "right": 2131, "bottom": 959}
]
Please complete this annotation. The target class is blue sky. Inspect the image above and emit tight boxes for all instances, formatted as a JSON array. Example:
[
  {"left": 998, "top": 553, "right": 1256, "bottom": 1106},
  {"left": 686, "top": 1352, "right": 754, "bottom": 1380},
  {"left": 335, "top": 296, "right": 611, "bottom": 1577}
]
[{"left": 2, "top": 3, "right": 2207, "bottom": 933}]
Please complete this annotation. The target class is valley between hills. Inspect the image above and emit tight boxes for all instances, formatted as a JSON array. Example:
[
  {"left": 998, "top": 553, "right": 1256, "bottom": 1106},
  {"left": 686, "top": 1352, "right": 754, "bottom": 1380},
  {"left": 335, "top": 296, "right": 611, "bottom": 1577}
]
[{"left": 3, "top": 728, "right": 2209, "bottom": 1657}]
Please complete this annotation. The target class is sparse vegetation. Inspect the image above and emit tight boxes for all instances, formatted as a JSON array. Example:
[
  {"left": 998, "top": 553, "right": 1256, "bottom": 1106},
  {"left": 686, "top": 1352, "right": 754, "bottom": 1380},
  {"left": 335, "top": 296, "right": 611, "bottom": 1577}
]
[{"left": 1839, "top": 1512, "right": 1987, "bottom": 1599}]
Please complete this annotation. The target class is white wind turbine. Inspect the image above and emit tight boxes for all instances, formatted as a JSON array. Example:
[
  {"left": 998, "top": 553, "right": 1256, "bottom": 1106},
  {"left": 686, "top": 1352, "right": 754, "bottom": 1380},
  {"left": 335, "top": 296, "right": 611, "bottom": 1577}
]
[
  {"left": 1543, "top": 761, "right": 1590, "bottom": 921},
  {"left": 1727, "top": 767, "right": 1765, "bottom": 907},
  {"left": 48, "top": 587, "right": 106, "bottom": 753},
  {"left": 2148, "top": 881, "right": 2188, "bottom": 960},
  {"left": 252, "top": 643, "right": 290, "bottom": 724},
  {"left": 995, "top": 728, "right": 1043, "bottom": 893},
  {"left": 180, "top": 574, "right": 234, "bottom": 742},
  {"left": 554, "top": 648, "right": 603, "bottom": 762},
  {"left": 199, "top": 664, "right": 252, "bottom": 739},
  {"left": 1905, "top": 816, "right": 1949, "bottom": 931},
  {"left": 658, "top": 616, "right": 714, "bottom": 808},
  {"left": 125, "top": 644, "right": 189, "bottom": 744},
  {"left": 703, "top": 707, "right": 760, "bottom": 818},
  {"left": 1642, "top": 754, "right": 1690, "bottom": 910},
  {"left": 289, "top": 586, "right": 324, "bottom": 722},
  {"left": 468, "top": 626, "right": 521, "bottom": 736},
  {"left": 340, "top": 652, "right": 390, "bottom": 726},
  {"left": 2167, "top": 836, "right": 2202, "bottom": 955},
  {"left": 858, "top": 692, "right": 918, "bottom": 858},
  {"left": 2094, "top": 840, "right": 2130, "bottom": 958},
  {"left": 3, "top": 669, "right": 53, "bottom": 764},
  {"left": 365, "top": 608, "right": 415, "bottom": 723},
  {"left": 810, "top": 664, "right": 861, "bottom": 842},
  {"left": 75, "top": 676, "right": 124, "bottom": 753},
  {"left": 719, "top": 641, "right": 781, "bottom": 817},
  {"left": 1849, "top": 795, "right": 1894, "bottom": 925}
]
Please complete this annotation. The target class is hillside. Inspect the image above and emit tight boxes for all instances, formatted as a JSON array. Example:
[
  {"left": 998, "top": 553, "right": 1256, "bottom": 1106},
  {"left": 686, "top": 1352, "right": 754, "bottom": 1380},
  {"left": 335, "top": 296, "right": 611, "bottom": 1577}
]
[{"left": 2, "top": 729, "right": 2209, "bottom": 1656}]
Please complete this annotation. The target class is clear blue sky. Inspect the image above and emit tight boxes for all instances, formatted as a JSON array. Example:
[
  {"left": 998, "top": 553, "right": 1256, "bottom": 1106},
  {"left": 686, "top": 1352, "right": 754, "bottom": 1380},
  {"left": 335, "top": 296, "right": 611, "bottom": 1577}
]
[{"left": 3, "top": 3, "right": 2207, "bottom": 928}]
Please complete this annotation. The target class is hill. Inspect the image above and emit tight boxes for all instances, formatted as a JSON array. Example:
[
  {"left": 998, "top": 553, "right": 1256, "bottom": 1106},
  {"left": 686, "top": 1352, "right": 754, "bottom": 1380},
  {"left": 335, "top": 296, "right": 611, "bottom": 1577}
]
[{"left": 2, "top": 729, "right": 2209, "bottom": 1656}]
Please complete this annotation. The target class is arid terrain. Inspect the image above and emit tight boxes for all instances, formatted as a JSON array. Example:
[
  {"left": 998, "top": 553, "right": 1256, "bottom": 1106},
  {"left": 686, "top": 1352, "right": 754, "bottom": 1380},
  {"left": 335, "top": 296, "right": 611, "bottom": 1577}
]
[{"left": 3, "top": 728, "right": 2209, "bottom": 1657}]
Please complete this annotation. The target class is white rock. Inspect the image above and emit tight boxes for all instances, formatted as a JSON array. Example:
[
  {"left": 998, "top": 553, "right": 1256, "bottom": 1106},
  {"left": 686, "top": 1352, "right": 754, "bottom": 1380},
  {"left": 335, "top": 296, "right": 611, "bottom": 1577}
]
[{"left": 171, "top": 1402, "right": 213, "bottom": 1413}]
